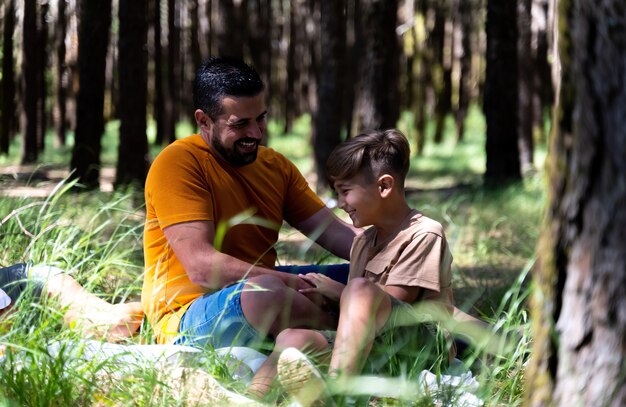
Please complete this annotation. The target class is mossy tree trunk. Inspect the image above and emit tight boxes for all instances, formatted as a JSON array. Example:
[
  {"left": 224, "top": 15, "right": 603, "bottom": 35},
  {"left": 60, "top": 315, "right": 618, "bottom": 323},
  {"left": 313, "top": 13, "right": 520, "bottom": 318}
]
[{"left": 527, "top": 0, "right": 626, "bottom": 404}]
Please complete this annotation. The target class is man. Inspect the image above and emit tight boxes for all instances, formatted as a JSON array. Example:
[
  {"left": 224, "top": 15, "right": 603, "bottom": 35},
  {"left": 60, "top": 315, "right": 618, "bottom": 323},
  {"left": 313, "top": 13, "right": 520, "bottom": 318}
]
[{"left": 142, "top": 57, "right": 357, "bottom": 349}]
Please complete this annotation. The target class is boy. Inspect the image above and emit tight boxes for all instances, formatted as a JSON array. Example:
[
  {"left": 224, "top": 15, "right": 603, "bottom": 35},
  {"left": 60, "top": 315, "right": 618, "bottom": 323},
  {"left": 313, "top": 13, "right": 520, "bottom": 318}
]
[{"left": 246, "top": 129, "right": 456, "bottom": 403}]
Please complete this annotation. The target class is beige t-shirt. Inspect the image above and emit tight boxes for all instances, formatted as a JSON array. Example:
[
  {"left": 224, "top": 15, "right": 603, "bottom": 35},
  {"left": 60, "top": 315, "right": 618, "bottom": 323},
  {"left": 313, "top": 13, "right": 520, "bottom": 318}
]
[{"left": 348, "top": 209, "right": 453, "bottom": 306}]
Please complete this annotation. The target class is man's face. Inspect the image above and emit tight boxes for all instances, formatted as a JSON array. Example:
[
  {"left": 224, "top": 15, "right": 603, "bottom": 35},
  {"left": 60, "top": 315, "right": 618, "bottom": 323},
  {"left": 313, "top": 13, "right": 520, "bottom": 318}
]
[{"left": 200, "top": 93, "right": 268, "bottom": 166}]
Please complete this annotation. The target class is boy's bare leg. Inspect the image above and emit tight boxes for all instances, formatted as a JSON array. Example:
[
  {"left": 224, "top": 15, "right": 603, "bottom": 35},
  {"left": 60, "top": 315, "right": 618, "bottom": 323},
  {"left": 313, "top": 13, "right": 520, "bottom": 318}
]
[
  {"left": 328, "top": 278, "right": 392, "bottom": 376},
  {"left": 247, "top": 328, "right": 329, "bottom": 399},
  {"left": 240, "top": 275, "right": 336, "bottom": 340},
  {"left": 45, "top": 273, "right": 144, "bottom": 341}
]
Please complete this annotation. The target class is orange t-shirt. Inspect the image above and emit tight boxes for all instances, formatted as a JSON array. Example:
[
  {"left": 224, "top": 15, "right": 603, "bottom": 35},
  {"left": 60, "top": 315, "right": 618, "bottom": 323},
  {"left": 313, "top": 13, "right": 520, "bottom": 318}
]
[{"left": 142, "top": 135, "right": 324, "bottom": 343}]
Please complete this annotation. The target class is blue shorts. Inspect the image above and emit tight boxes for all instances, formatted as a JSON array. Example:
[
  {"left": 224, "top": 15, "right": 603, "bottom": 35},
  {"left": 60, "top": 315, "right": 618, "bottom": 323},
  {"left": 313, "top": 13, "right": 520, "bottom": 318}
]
[
  {"left": 175, "top": 280, "right": 264, "bottom": 349},
  {"left": 174, "top": 264, "right": 349, "bottom": 349}
]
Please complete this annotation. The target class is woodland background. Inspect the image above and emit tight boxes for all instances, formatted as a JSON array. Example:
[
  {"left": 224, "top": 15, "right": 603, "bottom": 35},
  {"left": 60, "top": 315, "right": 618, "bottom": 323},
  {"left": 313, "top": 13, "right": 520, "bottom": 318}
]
[
  {"left": 0, "top": 0, "right": 552, "bottom": 189},
  {"left": 1, "top": 0, "right": 625, "bottom": 406}
]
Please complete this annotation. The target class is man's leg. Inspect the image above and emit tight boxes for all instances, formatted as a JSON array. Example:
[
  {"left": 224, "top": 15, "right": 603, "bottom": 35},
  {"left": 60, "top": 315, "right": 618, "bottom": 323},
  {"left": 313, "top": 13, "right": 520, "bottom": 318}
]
[
  {"left": 176, "top": 275, "right": 336, "bottom": 349},
  {"left": 240, "top": 275, "right": 337, "bottom": 339},
  {"left": 328, "top": 277, "right": 392, "bottom": 376},
  {"left": 247, "top": 328, "right": 329, "bottom": 399}
]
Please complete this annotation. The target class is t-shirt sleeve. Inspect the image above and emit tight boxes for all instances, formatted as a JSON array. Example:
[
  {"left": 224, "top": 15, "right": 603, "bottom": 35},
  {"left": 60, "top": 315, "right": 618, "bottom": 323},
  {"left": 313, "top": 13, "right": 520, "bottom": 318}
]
[
  {"left": 385, "top": 231, "right": 450, "bottom": 291},
  {"left": 281, "top": 157, "right": 325, "bottom": 224},
  {"left": 146, "top": 144, "right": 213, "bottom": 229}
]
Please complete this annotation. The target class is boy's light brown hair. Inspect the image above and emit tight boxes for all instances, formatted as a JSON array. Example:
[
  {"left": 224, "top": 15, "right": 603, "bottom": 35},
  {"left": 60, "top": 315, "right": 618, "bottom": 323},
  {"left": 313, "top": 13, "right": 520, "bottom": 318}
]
[{"left": 326, "top": 129, "right": 410, "bottom": 187}]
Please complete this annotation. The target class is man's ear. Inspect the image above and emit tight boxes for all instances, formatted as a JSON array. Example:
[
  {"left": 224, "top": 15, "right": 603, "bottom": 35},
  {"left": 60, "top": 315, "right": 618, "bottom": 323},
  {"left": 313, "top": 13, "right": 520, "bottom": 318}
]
[
  {"left": 194, "top": 109, "right": 212, "bottom": 130},
  {"left": 377, "top": 174, "right": 394, "bottom": 198}
]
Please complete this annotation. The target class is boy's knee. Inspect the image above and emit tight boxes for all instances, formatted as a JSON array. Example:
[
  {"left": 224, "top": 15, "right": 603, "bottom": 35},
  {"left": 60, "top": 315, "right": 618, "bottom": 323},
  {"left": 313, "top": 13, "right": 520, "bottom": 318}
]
[
  {"left": 343, "top": 277, "right": 381, "bottom": 299},
  {"left": 275, "top": 328, "right": 328, "bottom": 352}
]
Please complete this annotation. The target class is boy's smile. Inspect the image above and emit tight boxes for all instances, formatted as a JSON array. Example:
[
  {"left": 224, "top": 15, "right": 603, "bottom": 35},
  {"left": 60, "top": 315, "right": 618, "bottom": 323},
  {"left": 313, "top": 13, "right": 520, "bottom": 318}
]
[{"left": 334, "top": 174, "right": 381, "bottom": 228}]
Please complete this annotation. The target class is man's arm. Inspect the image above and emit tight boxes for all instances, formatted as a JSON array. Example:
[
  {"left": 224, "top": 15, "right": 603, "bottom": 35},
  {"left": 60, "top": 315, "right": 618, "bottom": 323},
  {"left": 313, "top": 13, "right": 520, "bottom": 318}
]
[
  {"left": 163, "top": 220, "right": 310, "bottom": 290},
  {"left": 293, "top": 206, "right": 360, "bottom": 260}
]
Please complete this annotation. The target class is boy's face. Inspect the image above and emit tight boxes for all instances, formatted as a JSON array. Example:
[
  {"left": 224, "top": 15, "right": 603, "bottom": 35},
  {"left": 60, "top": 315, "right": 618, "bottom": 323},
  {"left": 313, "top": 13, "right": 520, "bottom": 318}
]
[{"left": 334, "top": 173, "right": 382, "bottom": 228}]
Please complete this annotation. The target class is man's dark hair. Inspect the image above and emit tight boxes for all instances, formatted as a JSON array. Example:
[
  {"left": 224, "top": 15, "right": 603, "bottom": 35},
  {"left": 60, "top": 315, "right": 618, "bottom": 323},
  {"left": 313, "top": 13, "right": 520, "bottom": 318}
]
[
  {"left": 193, "top": 57, "right": 265, "bottom": 120},
  {"left": 326, "top": 129, "right": 411, "bottom": 187}
]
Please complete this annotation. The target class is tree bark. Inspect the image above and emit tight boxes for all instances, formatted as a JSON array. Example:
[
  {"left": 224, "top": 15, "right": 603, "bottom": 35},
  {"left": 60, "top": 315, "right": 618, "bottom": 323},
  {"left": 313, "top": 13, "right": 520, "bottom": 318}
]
[
  {"left": 165, "top": 0, "right": 179, "bottom": 142},
  {"left": 216, "top": 0, "right": 245, "bottom": 58},
  {"left": 22, "top": 0, "right": 39, "bottom": 163},
  {"left": 37, "top": 0, "right": 49, "bottom": 153},
  {"left": 483, "top": 0, "right": 521, "bottom": 183},
  {"left": 354, "top": 0, "right": 400, "bottom": 131},
  {"left": 527, "top": 0, "right": 626, "bottom": 405},
  {"left": 314, "top": 0, "right": 346, "bottom": 192},
  {"left": 284, "top": 0, "right": 298, "bottom": 133},
  {"left": 153, "top": 0, "right": 166, "bottom": 145},
  {"left": 70, "top": 0, "right": 111, "bottom": 188},
  {"left": 54, "top": 0, "right": 68, "bottom": 146},
  {"left": 1, "top": 0, "right": 16, "bottom": 154},
  {"left": 433, "top": 0, "right": 453, "bottom": 144},
  {"left": 531, "top": 0, "right": 554, "bottom": 142},
  {"left": 116, "top": 0, "right": 149, "bottom": 188},
  {"left": 518, "top": 0, "right": 534, "bottom": 173},
  {"left": 455, "top": 0, "right": 473, "bottom": 142}
]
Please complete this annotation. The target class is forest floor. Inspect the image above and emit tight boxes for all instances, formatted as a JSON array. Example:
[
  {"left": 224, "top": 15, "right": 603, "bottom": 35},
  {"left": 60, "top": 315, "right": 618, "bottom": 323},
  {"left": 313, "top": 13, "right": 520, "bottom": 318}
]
[{"left": 0, "top": 164, "right": 116, "bottom": 197}]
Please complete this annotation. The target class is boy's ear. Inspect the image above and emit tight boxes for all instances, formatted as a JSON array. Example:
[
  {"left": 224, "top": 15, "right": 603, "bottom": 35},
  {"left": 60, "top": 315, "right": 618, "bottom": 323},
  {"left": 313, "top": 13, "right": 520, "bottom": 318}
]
[{"left": 377, "top": 174, "right": 394, "bottom": 198}]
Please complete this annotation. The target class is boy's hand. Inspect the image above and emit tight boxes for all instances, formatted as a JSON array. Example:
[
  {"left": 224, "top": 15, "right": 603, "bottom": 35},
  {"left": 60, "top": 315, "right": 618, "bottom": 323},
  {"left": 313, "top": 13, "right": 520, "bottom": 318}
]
[{"left": 298, "top": 273, "right": 345, "bottom": 302}]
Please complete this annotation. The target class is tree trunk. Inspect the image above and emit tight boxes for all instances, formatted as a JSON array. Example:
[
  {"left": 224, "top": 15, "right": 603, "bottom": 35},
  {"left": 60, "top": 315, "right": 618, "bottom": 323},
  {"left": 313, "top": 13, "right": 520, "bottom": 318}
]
[
  {"left": 1, "top": 0, "right": 16, "bottom": 154},
  {"left": 216, "top": 0, "right": 245, "bottom": 58},
  {"left": 190, "top": 0, "right": 202, "bottom": 72},
  {"left": 22, "top": 0, "right": 39, "bottom": 164},
  {"left": 284, "top": 0, "right": 297, "bottom": 133},
  {"left": 248, "top": 0, "right": 272, "bottom": 95},
  {"left": 483, "top": 0, "right": 521, "bottom": 183},
  {"left": 116, "top": 0, "right": 149, "bottom": 188},
  {"left": 153, "top": 0, "right": 166, "bottom": 145},
  {"left": 433, "top": 1, "right": 453, "bottom": 144},
  {"left": 354, "top": 0, "right": 400, "bottom": 131},
  {"left": 166, "top": 0, "right": 179, "bottom": 142},
  {"left": 517, "top": 0, "right": 534, "bottom": 173},
  {"left": 527, "top": 0, "right": 626, "bottom": 405},
  {"left": 455, "top": 0, "right": 473, "bottom": 142},
  {"left": 531, "top": 0, "right": 554, "bottom": 143},
  {"left": 70, "top": 0, "right": 111, "bottom": 188},
  {"left": 342, "top": 0, "right": 359, "bottom": 140},
  {"left": 54, "top": 0, "right": 68, "bottom": 146},
  {"left": 314, "top": 0, "right": 346, "bottom": 192},
  {"left": 37, "top": 0, "right": 49, "bottom": 153}
]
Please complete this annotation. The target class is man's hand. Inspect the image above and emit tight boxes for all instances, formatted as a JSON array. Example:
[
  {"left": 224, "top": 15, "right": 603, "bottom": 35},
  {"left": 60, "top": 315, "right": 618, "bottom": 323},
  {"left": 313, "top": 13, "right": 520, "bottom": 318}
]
[{"left": 298, "top": 273, "right": 345, "bottom": 302}]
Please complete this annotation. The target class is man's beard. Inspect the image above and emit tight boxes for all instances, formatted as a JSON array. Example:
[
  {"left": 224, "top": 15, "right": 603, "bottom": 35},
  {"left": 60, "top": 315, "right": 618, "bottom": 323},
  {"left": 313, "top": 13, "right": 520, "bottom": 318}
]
[{"left": 211, "top": 128, "right": 259, "bottom": 167}]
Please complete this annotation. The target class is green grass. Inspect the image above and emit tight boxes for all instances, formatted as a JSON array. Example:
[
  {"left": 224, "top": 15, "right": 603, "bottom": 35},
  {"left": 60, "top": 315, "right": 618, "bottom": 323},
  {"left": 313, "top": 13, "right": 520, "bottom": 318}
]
[{"left": 0, "top": 108, "right": 545, "bottom": 405}]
